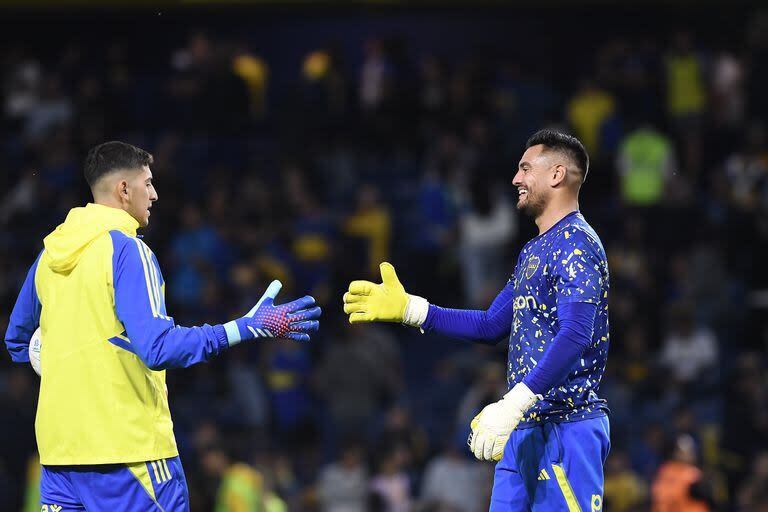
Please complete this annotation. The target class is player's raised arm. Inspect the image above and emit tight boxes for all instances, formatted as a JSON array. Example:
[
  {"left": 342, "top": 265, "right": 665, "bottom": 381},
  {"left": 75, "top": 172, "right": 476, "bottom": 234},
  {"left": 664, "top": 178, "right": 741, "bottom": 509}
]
[
  {"left": 113, "top": 233, "right": 321, "bottom": 370},
  {"left": 342, "top": 261, "right": 514, "bottom": 344},
  {"left": 4, "top": 252, "right": 43, "bottom": 363}
]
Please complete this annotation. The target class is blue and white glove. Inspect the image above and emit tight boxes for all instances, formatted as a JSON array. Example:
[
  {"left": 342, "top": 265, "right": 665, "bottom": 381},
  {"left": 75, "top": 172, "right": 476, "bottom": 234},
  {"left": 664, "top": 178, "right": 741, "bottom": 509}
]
[{"left": 223, "top": 280, "right": 321, "bottom": 346}]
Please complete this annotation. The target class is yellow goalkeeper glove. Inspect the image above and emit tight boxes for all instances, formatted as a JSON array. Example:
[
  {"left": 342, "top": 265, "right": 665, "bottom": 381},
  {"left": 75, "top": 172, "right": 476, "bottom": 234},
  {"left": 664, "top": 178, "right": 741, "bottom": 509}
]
[{"left": 342, "top": 262, "right": 429, "bottom": 326}]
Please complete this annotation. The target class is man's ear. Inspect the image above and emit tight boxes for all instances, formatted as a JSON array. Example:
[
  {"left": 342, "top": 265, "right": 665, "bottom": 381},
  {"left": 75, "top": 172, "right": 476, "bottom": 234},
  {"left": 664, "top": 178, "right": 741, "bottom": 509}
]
[
  {"left": 118, "top": 179, "right": 129, "bottom": 200},
  {"left": 551, "top": 164, "right": 567, "bottom": 186}
]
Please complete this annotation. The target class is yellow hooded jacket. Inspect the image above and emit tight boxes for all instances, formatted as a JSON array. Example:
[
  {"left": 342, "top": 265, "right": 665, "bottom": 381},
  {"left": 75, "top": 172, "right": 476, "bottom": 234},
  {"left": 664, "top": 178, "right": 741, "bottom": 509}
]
[{"left": 5, "top": 203, "right": 229, "bottom": 465}]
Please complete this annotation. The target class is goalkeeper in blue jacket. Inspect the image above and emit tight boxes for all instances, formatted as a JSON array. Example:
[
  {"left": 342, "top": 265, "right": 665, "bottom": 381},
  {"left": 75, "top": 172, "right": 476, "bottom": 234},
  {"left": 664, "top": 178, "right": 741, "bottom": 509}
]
[
  {"left": 4, "top": 141, "right": 321, "bottom": 511},
  {"left": 344, "top": 130, "right": 610, "bottom": 511}
]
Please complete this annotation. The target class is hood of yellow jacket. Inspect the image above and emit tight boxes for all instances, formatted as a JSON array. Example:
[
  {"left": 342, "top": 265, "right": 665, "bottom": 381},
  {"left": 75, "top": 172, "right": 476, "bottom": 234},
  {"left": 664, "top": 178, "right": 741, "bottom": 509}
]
[{"left": 43, "top": 203, "right": 140, "bottom": 274}]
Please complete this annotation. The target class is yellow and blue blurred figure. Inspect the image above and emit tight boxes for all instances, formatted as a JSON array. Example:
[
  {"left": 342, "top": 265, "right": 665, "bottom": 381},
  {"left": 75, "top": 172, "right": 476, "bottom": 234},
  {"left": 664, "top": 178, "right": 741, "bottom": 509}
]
[{"left": 5, "top": 141, "right": 321, "bottom": 511}]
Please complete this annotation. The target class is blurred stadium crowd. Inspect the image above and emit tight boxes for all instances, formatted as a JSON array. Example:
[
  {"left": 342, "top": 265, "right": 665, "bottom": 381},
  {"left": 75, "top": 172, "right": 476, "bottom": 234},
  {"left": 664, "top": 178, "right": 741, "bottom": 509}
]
[{"left": 1, "top": 6, "right": 767, "bottom": 512}]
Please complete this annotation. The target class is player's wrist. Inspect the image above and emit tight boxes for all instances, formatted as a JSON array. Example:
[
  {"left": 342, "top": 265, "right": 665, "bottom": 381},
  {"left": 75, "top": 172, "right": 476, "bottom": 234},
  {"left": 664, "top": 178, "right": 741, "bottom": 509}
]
[
  {"left": 502, "top": 382, "right": 542, "bottom": 414},
  {"left": 223, "top": 318, "right": 252, "bottom": 346},
  {"left": 403, "top": 294, "right": 429, "bottom": 327},
  {"left": 213, "top": 324, "right": 232, "bottom": 352}
]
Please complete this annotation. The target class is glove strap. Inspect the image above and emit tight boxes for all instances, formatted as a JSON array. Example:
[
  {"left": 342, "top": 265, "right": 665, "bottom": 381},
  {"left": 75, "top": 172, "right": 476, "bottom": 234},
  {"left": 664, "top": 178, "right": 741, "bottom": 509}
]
[
  {"left": 403, "top": 295, "right": 429, "bottom": 327},
  {"left": 502, "top": 382, "right": 542, "bottom": 414},
  {"left": 223, "top": 320, "right": 243, "bottom": 346}
]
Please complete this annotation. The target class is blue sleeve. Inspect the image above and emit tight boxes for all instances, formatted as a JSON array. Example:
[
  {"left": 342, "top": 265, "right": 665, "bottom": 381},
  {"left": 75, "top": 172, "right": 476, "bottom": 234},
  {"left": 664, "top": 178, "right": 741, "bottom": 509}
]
[
  {"left": 4, "top": 252, "right": 43, "bottom": 363},
  {"left": 111, "top": 232, "right": 229, "bottom": 370},
  {"left": 421, "top": 280, "right": 515, "bottom": 345},
  {"left": 522, "top": 301, "right": 597, "bottom": 395}
]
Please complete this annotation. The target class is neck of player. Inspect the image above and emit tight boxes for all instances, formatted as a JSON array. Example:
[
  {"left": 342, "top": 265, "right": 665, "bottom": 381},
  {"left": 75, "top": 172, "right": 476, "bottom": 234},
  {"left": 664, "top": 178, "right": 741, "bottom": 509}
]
[{"left": 535, "top": 198, "right": 580, "bottom": 234}]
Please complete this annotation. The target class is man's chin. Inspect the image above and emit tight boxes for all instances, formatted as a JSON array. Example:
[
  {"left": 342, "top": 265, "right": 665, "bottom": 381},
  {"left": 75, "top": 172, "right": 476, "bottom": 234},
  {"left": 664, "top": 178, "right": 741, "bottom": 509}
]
[
  {"left": 517, "top": 200, "right": 541, "bottom": 218},
  {"left": 516, "top": 199, "right": 532, "bottom": 215}
]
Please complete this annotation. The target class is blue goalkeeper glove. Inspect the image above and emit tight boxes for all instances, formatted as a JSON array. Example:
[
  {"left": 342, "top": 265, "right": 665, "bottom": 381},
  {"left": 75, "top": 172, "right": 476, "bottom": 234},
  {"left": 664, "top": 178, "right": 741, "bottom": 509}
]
[{"left": 223, "top": 280, "right": 321, "bottom": 346}]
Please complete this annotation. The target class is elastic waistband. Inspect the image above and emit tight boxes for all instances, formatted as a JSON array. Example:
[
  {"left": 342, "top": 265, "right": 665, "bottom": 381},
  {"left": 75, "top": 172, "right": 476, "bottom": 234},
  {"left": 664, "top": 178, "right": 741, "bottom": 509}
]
[{"left": 516, "top": 409, "right": 608, "bottom": 430}]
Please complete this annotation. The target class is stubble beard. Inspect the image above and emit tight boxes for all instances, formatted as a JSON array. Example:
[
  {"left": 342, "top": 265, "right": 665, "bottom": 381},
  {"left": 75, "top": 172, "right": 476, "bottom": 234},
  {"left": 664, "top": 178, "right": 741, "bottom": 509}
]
[{"left": 517, "top": 190, "right": 547, "bottom": 218}]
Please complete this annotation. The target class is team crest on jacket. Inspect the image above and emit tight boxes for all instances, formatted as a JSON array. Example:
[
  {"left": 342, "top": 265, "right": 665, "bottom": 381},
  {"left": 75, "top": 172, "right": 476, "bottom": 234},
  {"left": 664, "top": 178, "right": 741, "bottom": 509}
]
[{"left": 526, "top": 256, "right": 540, "bottom": 279}]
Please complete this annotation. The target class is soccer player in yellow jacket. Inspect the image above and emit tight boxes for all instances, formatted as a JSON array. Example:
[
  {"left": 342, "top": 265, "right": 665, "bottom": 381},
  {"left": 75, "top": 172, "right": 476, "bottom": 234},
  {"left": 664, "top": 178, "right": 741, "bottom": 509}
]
[{"left": 4, "top": 141, "right": 321, "bottom": 511}]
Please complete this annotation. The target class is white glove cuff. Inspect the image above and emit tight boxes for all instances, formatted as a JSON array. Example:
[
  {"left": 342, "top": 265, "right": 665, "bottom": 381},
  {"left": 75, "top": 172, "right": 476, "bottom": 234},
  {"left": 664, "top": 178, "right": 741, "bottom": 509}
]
[
  {"left": 502, "top": 382, "right": 542, "bottom": 414},
  {"left": 403, "top": 294, "right": 429, "bottom": 327},
  {"left": 223, "top": 320, "right": 242, "bottom": 347}
]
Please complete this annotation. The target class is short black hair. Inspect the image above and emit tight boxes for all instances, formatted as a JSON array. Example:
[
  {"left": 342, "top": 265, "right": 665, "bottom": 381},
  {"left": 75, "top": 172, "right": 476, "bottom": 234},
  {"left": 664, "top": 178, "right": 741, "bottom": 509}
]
[
  {"left": 526, "top": 129, "right": 589, "bottom": 182},
  {"left": 84, "top": 141, "right": 153, "bottom": 188}
]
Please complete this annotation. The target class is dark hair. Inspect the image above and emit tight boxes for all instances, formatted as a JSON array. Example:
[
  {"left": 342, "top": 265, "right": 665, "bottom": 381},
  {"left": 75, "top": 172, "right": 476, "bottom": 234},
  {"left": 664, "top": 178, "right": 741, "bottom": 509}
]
[
  {"left": 526, "top": 129, "right": 589, "bottom": 181},
  {"left": 84, "top": 141, "right": 153, "bottom": 188}
]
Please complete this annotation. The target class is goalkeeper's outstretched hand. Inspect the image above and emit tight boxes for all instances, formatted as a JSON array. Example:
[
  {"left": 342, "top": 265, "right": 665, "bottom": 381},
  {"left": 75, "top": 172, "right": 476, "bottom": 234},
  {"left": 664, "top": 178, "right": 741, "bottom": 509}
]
[
  {"left": 342, "top": 262, "right": 428, "bottom": 326},
  {"left": 224, "top": 280, "right": 321, "bottom": 346}
]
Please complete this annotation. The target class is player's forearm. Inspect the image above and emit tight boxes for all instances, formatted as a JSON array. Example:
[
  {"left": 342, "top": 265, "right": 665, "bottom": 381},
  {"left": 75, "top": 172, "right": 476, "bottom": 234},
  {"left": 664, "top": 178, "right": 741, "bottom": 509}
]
[
  {"left": 5, "top": 296, "right": 36, "bottom": 362},
  {"left": 128, "top": 320, "right": 229, "bottom": 371},
  {"left": 422, "top": 305, "right": 508, "bottom": 344},
  {"left": 113, "top": 237, "right": 230, "bottom": 370},
  {"left": 5, "top": 329, "right": 32, "bottom": 362},
  {"left": 4, "top": 254, "right": 42, "bottom": 363},
  {"left": 522, "top": 301, "right": 597, "bottom": 395},
  {"left": 5, "top": 324, "right": 35, "bottom": 362},
  {"left": 421, "top": 281, "right": 515, "bottom": 343}
]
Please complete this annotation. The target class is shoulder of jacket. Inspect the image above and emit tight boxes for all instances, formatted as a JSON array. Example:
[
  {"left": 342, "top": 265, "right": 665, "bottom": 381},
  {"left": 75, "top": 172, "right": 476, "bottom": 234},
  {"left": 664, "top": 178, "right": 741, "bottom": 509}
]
[{"left": 109, "top": 231, "right": 154, "bottom": 255}]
